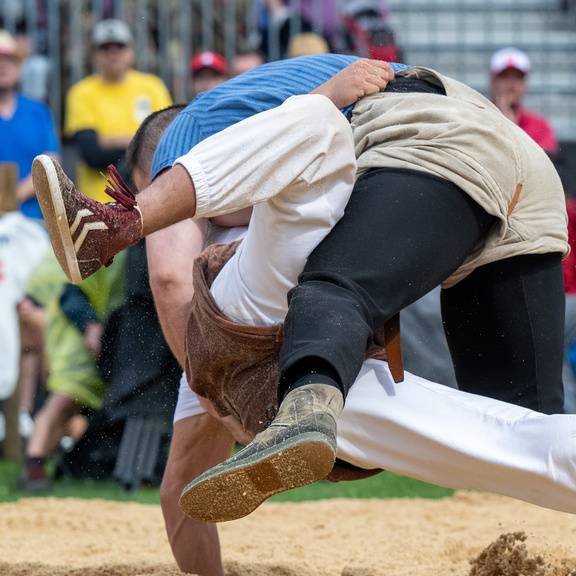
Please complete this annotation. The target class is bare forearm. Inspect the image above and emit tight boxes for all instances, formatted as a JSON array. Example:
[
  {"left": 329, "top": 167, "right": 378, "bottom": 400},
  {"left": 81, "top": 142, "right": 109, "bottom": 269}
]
[
  {"left": 99, "top": 135, "right": 133, "bottom": 149},
  {"left": 153, "top": 290, "right": 193, "bottom": 367},
  {"left": 147, "top": 219, "right": 207, "bottom": 368},
  {"left": 16, "top": 175, "right": 35, "bottom": 203},
  {"left": 18, "top": 151, "right": 60, "bottom": 203}
]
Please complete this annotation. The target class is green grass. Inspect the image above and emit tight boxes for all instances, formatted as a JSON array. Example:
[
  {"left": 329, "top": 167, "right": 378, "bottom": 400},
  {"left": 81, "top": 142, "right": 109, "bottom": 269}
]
[
  {"left": 0, "top": 461, "right": 161, "bottom": 504},
  {"left": 0, "top": 460, "right": 453, "bottom": 505},
  {"left": 271, "top": 471, "right": 454, "bottom": 502}
]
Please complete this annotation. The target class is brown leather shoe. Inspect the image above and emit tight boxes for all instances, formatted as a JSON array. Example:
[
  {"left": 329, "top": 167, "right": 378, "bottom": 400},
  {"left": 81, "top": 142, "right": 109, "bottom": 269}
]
[
  {"left": 179, "top": 384, "right": 344, "bottom": 523},
  {"left": 32, "top": 155, "right": 142, "bottom": 284}
]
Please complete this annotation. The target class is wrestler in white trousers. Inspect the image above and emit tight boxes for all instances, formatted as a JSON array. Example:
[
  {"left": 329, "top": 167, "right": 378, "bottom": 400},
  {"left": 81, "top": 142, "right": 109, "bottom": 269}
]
[{"left": 174, "top": 94, "right": 576, "bottom": 515}]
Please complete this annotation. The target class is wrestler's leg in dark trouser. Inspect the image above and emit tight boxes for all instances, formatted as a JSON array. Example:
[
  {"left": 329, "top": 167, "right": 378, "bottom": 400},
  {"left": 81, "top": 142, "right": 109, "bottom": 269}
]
[
  {"left": 179, "top": 168, "right": 499, "bottom": 522},
  {"left": 441, "top": 253, "right": 565, "bottom": 414},
  {"left": 279, "top": 167, "right": 496, "bottom": 399}
]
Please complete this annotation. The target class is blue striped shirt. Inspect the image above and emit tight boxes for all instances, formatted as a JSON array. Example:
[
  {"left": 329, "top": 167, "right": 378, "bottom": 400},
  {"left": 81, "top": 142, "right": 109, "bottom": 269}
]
[{"left": 151, "top": 54, "right": 407, "bottom": 179}]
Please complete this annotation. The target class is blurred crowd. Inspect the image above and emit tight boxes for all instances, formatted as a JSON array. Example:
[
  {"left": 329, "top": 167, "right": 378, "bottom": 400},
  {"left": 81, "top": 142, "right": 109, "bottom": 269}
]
[{"left": 1, "top": 0, "right": 575, "bottom": 492}]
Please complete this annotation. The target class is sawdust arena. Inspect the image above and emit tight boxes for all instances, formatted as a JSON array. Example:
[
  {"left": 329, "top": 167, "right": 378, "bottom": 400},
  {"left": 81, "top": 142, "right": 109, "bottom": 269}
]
[{"left": 1, "top": 492, "right": 576, "bottom": 575}]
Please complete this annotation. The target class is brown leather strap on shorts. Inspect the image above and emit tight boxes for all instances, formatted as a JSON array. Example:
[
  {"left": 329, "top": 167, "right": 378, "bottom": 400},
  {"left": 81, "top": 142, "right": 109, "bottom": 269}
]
[{"left": 369, "top": 314, "right": 404, "bottom": 383}]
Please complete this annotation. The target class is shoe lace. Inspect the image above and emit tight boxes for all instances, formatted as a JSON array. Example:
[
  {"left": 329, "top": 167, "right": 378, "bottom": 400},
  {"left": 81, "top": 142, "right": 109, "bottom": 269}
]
[{"left": 100, "top": 165, "right": 138, "bottom": 209}]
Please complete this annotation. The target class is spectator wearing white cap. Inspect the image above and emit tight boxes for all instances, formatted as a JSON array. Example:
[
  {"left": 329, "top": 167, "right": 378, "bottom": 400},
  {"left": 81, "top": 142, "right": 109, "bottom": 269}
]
[
  {"left": 190, "top": 51, "right": 229, "bottom": 96},
  {"left": 65, "top": 19, "right": 171, "bottom": 203},
  {"left": 490, "top": 47, "right": 558, "bottom": 157}
]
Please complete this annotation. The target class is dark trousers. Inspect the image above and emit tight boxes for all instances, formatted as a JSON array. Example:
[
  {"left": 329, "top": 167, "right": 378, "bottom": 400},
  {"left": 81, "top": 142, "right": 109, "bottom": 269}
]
[{"left": 279, "top": 168, "right": 565, "bottom": 414}]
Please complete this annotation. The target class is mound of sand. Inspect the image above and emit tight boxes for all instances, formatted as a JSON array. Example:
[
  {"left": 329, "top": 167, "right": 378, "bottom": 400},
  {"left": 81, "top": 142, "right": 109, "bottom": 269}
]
[
  {"left": 469, "top": 532, "right": 576, "bottom": 576},
  {"left": 1, "top": 492, "right": 575, "bottom": 575}
]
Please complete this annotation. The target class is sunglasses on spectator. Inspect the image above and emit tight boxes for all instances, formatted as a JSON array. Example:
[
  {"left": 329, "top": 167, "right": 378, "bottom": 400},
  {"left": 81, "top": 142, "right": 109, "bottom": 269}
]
[{"left": 96, "top": 42, "right": 128, "bottom": 52}]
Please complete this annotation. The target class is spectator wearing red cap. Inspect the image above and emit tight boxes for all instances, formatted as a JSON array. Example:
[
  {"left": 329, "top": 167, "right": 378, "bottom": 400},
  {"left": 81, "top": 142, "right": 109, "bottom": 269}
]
[
  {"left": 491, "top": 50, "right": 568, "bottom": 295},
  {"left": 190, "top": 52, "right": 228, "bottom": 96},
  {"left": 490, "top": 47, "right": 558, "bottom": 157}
]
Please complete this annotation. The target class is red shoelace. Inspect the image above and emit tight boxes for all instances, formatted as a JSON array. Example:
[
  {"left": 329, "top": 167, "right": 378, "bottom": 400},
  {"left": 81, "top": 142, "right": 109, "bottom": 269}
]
[{"left": 101, "top": 165, "right": 138, "bottom": 209}]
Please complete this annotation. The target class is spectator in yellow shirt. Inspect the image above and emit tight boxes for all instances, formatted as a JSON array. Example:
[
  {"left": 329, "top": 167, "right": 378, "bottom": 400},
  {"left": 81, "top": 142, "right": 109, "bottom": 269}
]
[{"left": 65, "top": 20, "right": 171, "bottom": 202}]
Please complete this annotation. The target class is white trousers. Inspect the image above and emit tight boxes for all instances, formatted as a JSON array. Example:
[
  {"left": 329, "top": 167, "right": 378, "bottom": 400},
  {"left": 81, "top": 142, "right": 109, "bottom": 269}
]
[{"left": 175, "top": 94, "right": 576, "bottom": 515}]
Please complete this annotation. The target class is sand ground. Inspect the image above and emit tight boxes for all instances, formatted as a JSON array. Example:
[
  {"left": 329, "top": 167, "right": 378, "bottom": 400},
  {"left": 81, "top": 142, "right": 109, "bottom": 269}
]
[{"left": 1, "top": 492, "right": 576, "bottom": 576}]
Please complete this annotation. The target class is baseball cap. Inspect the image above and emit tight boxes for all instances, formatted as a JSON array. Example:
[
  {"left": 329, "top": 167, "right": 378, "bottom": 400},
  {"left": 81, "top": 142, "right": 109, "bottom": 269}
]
[
  {"left": 92, "top": 19, "right": 133, "bottom": 47},
  {"left": 0, "top": 30, "right": 21, "bottom": 60},
  {"left": 190, "top": 51, "right": 228, "bottom": 75},
  {"left": 490, "top": 47, "right": 531, "bottom": 76}
]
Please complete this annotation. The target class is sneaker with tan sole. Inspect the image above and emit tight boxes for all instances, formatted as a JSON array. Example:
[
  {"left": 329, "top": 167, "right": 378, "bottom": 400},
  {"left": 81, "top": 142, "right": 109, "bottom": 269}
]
[
  {"left": 32, "top": 154, "right": 142, "bottom": 284},
  {"left": 179, "top": 383, "right": 344, "bottom": 523}
]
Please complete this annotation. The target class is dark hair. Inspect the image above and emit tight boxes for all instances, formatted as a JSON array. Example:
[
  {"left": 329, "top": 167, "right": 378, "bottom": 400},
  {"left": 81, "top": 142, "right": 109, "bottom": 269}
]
[{"left": 125, "top": 104, "right": 187, "bottom": 177}]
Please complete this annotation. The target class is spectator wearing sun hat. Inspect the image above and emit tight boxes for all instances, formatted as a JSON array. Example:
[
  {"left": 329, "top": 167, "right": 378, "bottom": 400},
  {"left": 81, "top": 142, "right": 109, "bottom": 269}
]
[
  {"left": 190, "top": 51, "right": 228, "bottom": 96},
  {"left": 490, "top": 47, "right": 558, "bottom": 157},
  {"left": 0, "top": 30, "right": 59, "bottom": 219},
  {"left": 287, "top": 33, "right": 330, "bottom": 58}
]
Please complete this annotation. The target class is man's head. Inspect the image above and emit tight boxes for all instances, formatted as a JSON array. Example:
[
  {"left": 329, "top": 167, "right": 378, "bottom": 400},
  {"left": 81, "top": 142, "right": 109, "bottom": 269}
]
[
  {"left": 190, "top": 51, "right": 228, "bottom": 96},
  {"left": 125, "top": 105, "right": 186, "bottom": 190},
  {"left": 490, "top": 47, "right": 531, "bottom": 110},
  {"left": 91, "top": 19, "right": 134, "bottom": 83},
  {"left": 231, "top": 49, "right": 265, "bottom": 77},
  {"left": 0, "top": 30, "right": 22, "bottom": 96}
]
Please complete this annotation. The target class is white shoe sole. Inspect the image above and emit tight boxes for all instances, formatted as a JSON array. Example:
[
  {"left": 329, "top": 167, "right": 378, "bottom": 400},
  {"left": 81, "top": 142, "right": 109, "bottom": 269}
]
[{"left": 32, "top": 155, "right": 82, "bottom": 284}]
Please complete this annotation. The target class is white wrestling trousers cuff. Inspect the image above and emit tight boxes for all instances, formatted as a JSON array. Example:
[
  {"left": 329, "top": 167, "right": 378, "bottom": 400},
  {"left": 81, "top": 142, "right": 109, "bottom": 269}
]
[
  {"left": 173, "top": 153, "right": 211, "bottom": 217},
  {"left": 175, "top": 354, "right": 576, "bottom": 515}
]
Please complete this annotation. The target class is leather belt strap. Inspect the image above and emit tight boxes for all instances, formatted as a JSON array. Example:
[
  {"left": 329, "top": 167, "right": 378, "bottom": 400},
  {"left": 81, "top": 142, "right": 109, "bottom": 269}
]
[{"left": 372, "top": 313, "right": 404, "bottom": 383}]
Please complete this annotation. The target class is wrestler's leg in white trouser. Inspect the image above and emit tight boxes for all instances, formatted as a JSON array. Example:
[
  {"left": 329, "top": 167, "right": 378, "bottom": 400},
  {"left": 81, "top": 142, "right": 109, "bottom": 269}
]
[
  {"left": 339, "top": 361, "right": 576, "bottom": 514},
  {"left": 177, "top": 356, "right": 576, "bottom": 514}
]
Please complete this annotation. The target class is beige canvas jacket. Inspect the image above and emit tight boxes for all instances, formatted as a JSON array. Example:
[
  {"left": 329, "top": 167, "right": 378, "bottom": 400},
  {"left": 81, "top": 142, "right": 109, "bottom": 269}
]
[{"left": 351, "top": 67, "right": 569, "bottom": 287}]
